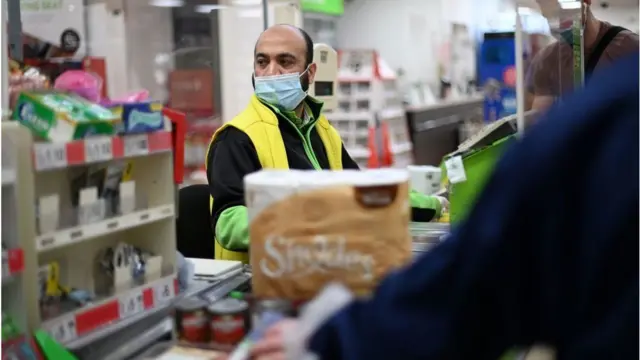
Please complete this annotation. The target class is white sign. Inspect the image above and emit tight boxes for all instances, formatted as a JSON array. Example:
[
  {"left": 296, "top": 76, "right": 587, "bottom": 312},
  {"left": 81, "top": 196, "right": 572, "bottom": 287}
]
[
  {"left": 84, "top": 137, "right": 113, "bottom": 163},
  {"left": 119, "top": 291, "right": 144, "bottom": 319},
  {"left": 124, "top": 135, "right": 149, "bottom": 157},
  {"left": 154, "top": 281, "right": 173, "bottom": 304},
  {"left": 34, "top": 143, "right": 67, "bottom": 170},
  {"left": 445, "top": 156, "right": 467, "bottom": 184},
  {"left": 46, "top": 314, "right": 77, "bottom": 344},
  {"left": 20, "top": 0, "right": 87, "bottom": 56}
]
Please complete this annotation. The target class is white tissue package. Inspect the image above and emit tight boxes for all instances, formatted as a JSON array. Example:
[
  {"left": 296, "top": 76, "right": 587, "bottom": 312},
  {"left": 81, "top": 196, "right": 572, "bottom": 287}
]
[
  {"left": 408, "top": 165, "right": 442, "bottom": 195},
  {"left": 245, "top": 169, "right": 412, "bottom": 301}
]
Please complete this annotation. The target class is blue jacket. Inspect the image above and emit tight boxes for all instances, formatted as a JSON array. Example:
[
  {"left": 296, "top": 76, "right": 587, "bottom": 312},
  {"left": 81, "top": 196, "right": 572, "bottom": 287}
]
[{"left": 309, "top": 54, "right": 639, "bottom": 360}]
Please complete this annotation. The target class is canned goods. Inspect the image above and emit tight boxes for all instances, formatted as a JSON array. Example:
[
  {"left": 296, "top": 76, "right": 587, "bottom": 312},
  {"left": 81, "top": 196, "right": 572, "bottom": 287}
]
[
  {"left": 252, "top": 299, "right": 294, "bottom": 330},
  {"left": 175, "top": 298, "right": 209, "bottom": 343},
  {"left": 208, "top": 298, "right": 250, "bottom": 348}
]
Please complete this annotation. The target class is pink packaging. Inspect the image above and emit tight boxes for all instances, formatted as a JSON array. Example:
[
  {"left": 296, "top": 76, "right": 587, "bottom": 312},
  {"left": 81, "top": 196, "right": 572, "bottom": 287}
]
[{"left": 54, "top": 70, "right": 103, "bottom": 103}]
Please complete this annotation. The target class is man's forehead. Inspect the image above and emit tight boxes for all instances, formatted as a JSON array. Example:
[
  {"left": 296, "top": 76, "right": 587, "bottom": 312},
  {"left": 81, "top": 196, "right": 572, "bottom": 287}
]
[{"left": 255, "top": 25, "right": 306, "bottom": 56}]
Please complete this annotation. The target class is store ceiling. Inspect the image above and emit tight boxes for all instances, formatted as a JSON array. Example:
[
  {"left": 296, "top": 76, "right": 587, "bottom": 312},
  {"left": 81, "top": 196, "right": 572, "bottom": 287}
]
[{"left": 592, "top": 0, "right": 639, "bottom": 7}]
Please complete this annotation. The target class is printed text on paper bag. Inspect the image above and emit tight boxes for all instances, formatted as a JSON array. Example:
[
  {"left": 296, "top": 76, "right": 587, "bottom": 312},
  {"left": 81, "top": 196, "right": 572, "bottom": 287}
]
[{"left": 259, "top": 235, "right": 375, "bottom": 280}]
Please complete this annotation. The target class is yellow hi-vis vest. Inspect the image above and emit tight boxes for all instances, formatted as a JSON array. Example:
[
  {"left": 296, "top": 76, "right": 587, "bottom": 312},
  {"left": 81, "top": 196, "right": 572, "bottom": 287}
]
[{"left": 206, "top": 95, "right": 344, "bottom": 263}]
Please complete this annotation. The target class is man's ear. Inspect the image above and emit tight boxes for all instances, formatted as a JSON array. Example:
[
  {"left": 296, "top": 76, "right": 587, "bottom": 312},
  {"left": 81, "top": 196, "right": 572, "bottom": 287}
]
[{"left": 307, "top": 63, "right": 317, "bottom": 84}]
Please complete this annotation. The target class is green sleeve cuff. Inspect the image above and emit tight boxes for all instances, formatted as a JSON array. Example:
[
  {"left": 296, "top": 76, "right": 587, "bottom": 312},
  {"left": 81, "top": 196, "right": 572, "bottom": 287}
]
[
  {"left": 215, "top": 206, "right": 250, "bottom": 251},
  {"left": 409, "top": 189, "right": 442, "bottom": 218}
]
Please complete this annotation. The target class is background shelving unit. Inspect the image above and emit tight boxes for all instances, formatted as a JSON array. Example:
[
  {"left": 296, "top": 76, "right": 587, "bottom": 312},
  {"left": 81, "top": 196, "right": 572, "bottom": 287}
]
[
  {"left": 325, "top": 49, "right": 414, "bottom": 169},
  {"left": 2, "top": 123, "right": 28, "bottom": 339},
  {"left": 2, "top": 122, "right": 179, "bottom": 351}
]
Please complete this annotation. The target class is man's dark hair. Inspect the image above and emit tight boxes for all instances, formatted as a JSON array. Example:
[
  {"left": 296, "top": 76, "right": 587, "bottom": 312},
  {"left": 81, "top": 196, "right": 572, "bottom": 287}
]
[{"left": 254, "top": 25, "right": 314, "bottom": 66}]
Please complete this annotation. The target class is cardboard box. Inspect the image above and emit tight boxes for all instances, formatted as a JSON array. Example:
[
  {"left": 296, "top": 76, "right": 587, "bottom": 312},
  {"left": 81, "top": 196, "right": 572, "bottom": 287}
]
[{"left": 13, "top": 91, "right": 118, "bottom": 142}]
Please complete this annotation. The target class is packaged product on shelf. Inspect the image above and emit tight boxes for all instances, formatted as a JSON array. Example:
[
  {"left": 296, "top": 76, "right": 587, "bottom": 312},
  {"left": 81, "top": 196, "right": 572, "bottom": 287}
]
[
  {"left": 109, "top": 102, "right": 167, "bottom": 134},
  {"left": 2, "top": 313, "right": 21, "bottom": 339},
  {"left": 38, "top": 262, "right": 94, "bottom": 319},
  {"left": 175, "top": 297, "right": 209, "bottom": 344},
  {"left": 53, "top": 70, "right": 103, "bottom": 103},
  {"left": 207, "top": 298, "right": 251, "bottom": 349},
  {"left": 68, "top": 161, "right": 133, "bottom": 216},
  {"left": 12, "top": 91, "right": 119, "bottom": 142},
  {"left": 245, "top": 169, "right": 411, "bottom": 301},
  {"left": 8, "top": 61, "right": 51, "bottom": 109}
]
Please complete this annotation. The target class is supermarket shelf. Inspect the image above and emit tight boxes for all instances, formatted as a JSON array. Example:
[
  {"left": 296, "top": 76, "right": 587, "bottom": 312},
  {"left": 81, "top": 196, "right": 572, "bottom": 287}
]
[
  {"left": 32, "top": 131, "right": 173, "bottom": 171},
  {"left": 40, "top": 275, "right": 178, "bottom": 347},
  {"left": 2, "top": 169, "right": 16, "bottom": 185},
  {"left": 2, "top": 248, "right": 24, "bottom": 283},
  {"left": 36, "top": 204, "right": 175, "bottom": 252},
  {"left": 103, "top": 317, "right": 173, "bottom": 360}
]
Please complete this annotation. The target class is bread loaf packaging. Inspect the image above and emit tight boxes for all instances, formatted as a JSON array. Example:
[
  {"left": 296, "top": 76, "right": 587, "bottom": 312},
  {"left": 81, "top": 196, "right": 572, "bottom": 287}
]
[{"left": 245, "top": 169, "right": 412, "bottom": 300}]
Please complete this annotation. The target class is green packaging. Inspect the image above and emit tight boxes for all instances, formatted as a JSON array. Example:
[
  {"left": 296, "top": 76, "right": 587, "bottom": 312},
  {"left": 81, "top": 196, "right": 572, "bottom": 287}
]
[
  {"left": 444, "top": 135, "right": 515, "bottom": 225},
  {"left": 12, "top": 91, "right": 119, "bottom": 142}
]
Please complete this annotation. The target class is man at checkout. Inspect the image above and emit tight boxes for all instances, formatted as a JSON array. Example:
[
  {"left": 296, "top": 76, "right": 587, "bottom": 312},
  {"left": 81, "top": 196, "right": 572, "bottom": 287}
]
[
  {"left": 206, "top": 25, "right": 446, "bottom": 262},
  {"left": 527, "top": 0, "right": 638, "bottom": 112}
]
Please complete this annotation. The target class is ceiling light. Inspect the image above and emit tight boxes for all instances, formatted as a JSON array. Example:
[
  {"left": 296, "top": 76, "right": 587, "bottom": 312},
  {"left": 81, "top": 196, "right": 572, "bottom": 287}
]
[
  {"left": 195, "top": 4, "right": 228, "bottom": 13},
  {"left": 149, "top": 0, "right": 184, "bottom": 7},
  {"left": 232, "top": 0, "right": 261, "bottom": 6},
  {"left": 560, "top": 1, "right": 581, "bottom": 9}
]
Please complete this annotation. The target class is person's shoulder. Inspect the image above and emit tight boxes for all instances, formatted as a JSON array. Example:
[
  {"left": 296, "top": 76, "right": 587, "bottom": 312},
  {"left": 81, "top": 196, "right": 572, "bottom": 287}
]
[
  {"left": 531, "top": 40, "right": 561, "bottom": 64},
  {"left": 616, "top": 27, "right": 639, "bottom": 46},
  {"left": 210, "top": 125, "right": 252, "bottom": 147},
  {"left": 602, "top": 24, "right": 639, "bottom": 62}
]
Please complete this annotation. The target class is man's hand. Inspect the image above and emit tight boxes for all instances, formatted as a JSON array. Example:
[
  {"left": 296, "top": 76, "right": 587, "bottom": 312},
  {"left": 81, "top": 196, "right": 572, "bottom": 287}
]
[
  {"left": 435, "top": 196, "right": 449, "bottom": 213},
  {"left": 250, "top": 319, "right": 299, "bottom": 360}
]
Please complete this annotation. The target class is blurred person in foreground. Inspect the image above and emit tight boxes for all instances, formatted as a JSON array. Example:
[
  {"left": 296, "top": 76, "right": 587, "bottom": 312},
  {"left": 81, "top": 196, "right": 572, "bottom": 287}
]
[
  {"left": 527, "top": 0, "right": 638, "bottom": 112},
  {"left": 251, "top": 54, "right": 639, "bottom": 360},
  {"left": 206, "top": 25, "right": 445, "bottom": 263}
]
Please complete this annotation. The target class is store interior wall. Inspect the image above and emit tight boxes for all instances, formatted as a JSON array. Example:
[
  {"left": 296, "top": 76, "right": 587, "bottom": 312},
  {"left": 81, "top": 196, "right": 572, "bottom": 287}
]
[
  {"left": 85, "top": 0, "right": 175, "bottom": 101},
  {"left": 334, "top": 0, "right": 559, "bottom": 91},
  {"left": 591, "top": 4, "right": 639, "bottom": 32}
]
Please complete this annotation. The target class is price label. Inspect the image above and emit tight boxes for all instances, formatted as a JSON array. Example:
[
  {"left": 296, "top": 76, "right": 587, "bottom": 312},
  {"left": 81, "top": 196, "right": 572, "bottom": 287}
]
[
  {"left": 119, "top": 291, "right": 144, "bottom": 319},
  {"left": 444, "top": 156, "right": 467, "bottom": 184},
  {"left": 155, "top": 282, "right": 173, "bottom": 304},
  {"left": 124, "top": 135, "right": 149, "bottom": 157},
  {"left": 84, "top": 137, "right": 113, "bottom": 163},
  {"left": 34, "top": 144, "right": 67, "bottom": 170},
  {"left": 47, "top": 315, "right": 77, "bottom": 344}
]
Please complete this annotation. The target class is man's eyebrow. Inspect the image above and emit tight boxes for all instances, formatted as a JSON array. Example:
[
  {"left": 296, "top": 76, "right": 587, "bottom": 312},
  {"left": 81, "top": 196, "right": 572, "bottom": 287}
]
[
  {"left": 255, "top": 52, "right": 268, "bottom": 58},
  {"left": 276, "top": 52, "right": 297, "bottom": 59}
]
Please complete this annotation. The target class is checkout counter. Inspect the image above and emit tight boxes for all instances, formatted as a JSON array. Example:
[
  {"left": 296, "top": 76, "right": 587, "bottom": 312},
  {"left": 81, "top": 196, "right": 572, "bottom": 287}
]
[{"left": 405, "top": 96, "right": 484, "bottom": 166}]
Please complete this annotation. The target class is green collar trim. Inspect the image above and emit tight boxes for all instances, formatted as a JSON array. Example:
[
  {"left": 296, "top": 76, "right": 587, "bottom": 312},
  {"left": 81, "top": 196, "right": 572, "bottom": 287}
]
[{"left": 259, "top": 96, "right": 324, "bottom": 129}]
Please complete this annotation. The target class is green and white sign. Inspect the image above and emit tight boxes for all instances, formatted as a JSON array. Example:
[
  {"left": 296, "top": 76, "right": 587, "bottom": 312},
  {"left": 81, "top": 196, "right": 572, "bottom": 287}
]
[{"left": 300, "top": 0, "right": 344, "bottom": 16}]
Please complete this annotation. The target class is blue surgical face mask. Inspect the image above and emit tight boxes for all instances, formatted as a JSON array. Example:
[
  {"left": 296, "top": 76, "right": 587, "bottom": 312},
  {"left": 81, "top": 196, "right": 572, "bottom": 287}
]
[{"left": 254, "top": 67, "right": 309, "bottom": 111}]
